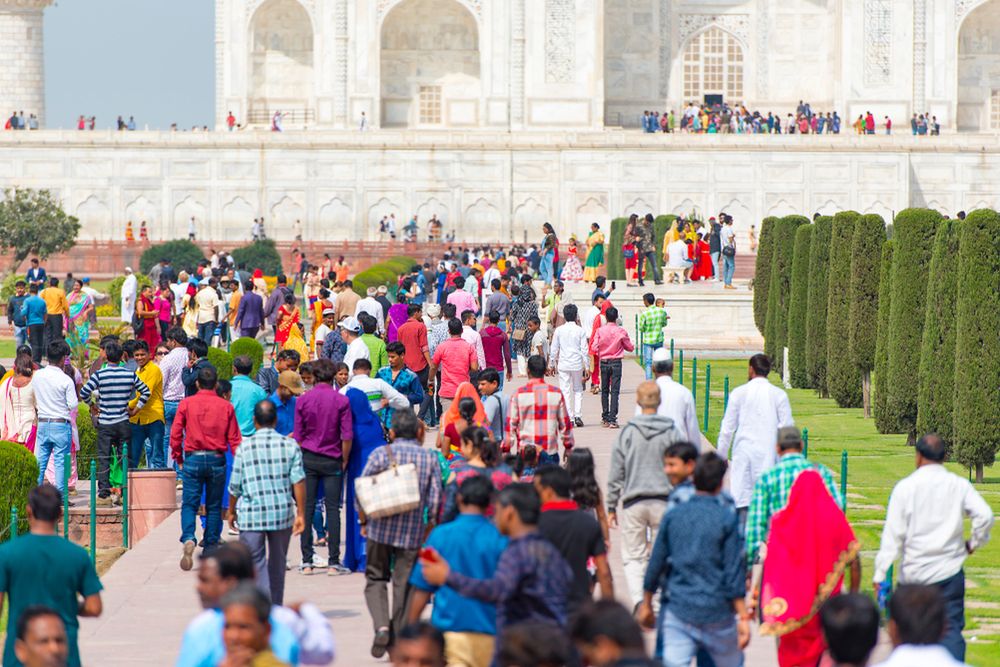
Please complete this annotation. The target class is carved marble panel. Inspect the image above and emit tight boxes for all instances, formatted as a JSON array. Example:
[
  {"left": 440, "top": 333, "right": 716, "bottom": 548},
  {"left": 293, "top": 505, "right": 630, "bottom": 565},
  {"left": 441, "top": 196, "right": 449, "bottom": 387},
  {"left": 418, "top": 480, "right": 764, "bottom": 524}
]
[{"left": 546, "top": 0, "right": 576, "bottom": 83}]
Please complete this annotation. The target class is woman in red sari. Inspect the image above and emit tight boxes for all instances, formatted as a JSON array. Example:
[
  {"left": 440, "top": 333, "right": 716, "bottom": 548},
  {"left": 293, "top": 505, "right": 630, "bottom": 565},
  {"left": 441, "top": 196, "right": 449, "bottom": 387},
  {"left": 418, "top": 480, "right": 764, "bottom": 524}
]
[
  {"left": 136, "top": 284, "right": 160, "bottom": 349},
  {"left": 690, "top": 233, "right": 713, "bottom": 281},
  {"left": 274, "top": 292, "right": 300, "bottom": 351},
  {"left": 759, "top": 470, "right": 861, "bottom": 667}
]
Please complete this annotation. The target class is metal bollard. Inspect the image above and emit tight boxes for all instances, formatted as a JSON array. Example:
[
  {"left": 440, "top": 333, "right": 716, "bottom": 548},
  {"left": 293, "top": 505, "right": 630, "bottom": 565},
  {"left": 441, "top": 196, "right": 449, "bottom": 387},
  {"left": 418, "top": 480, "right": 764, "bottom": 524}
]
[
  {"left": 122, "top": 453, "right": 129, "bottom": 548},
  {"left": 63, "top": 453, "right": 70, "bottom": 538},
  {"left": 803, "top": 428, "right": 809, "bottom": 458},
  {"left": 703, "top": 364, "right": 711, "bottom": 432},
  {"left": 90, "top": 460, "right": 97, "bottom": 564},
  {"left": 670, "top": 338, "right": 674, "bottom": 359},
  {"left": 723, "top": 376, "right": 730, "bottom": 412},
  {"left": 679, "top": 350, "right": 684, "bottom": 384},
  {"left": 692, "top": 357, "right": 698, "bottom": 402},
  {"left": 840, "top": 450, "right": 848, "bottom": 510}
]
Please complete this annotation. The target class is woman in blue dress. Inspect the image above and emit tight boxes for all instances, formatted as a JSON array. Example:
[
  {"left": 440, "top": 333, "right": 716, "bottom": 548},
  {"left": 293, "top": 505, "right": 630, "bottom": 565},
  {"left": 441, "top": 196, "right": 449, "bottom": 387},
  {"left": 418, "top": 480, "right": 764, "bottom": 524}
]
[{"left": 342, "top": 384, "right": 388, "bottom": 572}]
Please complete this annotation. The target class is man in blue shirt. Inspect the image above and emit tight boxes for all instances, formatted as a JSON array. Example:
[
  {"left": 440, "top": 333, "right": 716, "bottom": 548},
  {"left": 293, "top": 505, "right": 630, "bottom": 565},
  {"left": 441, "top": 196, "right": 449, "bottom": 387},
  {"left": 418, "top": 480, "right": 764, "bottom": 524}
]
[
  {"left": 230, "top": 356, "right": 267, "bottom": 437},
  {"left": 409, "top": 475, "right": 507, "bottom": 667},
  {"left": 268, "top": 371, "right": 302, "bottom": 436},
  {"left": 22, "top": 284, "right": 48, "bottom": 364},
  {"left": 26, "top": 258, "right": 46, "bottom": 290},
  {"left": 6, "top": 280, "right": 28, "bottom": 348},
  {"left": 376, "top": 342, "right": 424, "bottom": 429}
]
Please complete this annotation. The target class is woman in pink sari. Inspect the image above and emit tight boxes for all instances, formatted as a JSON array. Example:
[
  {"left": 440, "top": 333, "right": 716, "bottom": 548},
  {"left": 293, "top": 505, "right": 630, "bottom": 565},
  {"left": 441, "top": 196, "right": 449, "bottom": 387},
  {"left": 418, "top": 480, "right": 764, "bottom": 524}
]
[
  {"left": 759, "top": 470, "right": 860, "bottom": 667},
  {"left": 0, "top": 348, "right": 36, "bottom": 449}
]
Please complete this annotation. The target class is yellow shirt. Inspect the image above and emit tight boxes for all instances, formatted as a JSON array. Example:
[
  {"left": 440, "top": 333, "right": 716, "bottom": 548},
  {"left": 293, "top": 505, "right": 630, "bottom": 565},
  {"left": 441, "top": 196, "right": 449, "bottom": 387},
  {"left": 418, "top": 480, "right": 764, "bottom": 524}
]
[
  {"left": 40, "top": 287, "right": 69, "bottom": 315},
  {"left": 129, "top": 361, "right": 164, "bottom": 424}
]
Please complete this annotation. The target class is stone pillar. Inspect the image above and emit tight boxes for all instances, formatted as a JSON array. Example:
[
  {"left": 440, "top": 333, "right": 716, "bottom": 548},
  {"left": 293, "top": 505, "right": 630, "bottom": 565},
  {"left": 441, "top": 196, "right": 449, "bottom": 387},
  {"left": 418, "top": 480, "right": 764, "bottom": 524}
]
[{"left": 0, "top": 0, "right": 53, "bottom": 127}]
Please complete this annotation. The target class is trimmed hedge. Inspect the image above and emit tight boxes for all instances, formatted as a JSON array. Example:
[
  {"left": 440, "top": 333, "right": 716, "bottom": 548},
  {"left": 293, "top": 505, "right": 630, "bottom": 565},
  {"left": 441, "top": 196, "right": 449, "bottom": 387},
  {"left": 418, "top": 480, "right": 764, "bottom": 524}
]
[
  {"left": 108, "top": 274, "right": 153, "bottom": 315},
  {"left": 230, "top": 337, "right": 265, "bottom": 377},
  {"left": 352, "top": 256, "right": 416, "bottom": 298},
  {"left": 753, "top": 217, "right": 778, "bottom": 335},
  {"left": 915, "top": 219, "right": 961, "bottom": 449},
  {"left": 826, "top": 211, "right": 862, "bottom": 408},
  {"left": 954, "top": 209, "right": 1000, "bottom": 481},
  {"left": 787, "top": 224, "right": 813, "bottom": 388},
  {"left": 139, "top": 239, "right": 206, "bottom": 275},
  {"left": 605, "top": 217, "right": 628, "bottom": 280},
  {"left": 207, "top": 348, "right": 234, "bottom": 381},
  {"left": 230, "top": 240, "right": 283, "bottom": 275},
  {"left": 77, "top": 403, "right": 97, "bottom": 480},
  {"left": 885, "top": 208, "right": 939, "bottom": 441},
  {"left": 873, "top": 240, "right": 897, "bottom": 433},
  {"left": 763, "top": 216, "right": 808, "bottom": 376},
  {"left": 806, "top": 216, "right": 833, "bottom": 396},
  {"left": 0, "top": 440, "right": 38, "bottom": 538},
  {"left": 848, "top": 214, "right": 887, "bottom": 415}
]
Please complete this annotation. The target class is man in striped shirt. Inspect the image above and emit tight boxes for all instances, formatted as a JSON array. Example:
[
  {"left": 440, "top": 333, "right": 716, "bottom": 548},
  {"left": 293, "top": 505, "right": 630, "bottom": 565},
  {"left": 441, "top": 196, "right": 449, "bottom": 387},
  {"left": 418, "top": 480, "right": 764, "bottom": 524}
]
[{"left": 80, "top": 340, "right": 151, "bottom": 506}]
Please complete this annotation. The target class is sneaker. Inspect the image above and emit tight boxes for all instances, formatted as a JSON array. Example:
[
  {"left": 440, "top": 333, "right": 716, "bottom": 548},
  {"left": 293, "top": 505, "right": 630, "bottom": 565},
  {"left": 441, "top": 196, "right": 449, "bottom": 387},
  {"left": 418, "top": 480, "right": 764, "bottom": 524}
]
[
  {"left": 228, "top": 524, "right": 240, "bottom": 536},
  {"left": 179, "top": 540, "right": 196, "bottom": 571},
  {"left": 175, "top": 481, "right": 183, "bottom": 491},
  {"left": 94, "top": 495, "right": 113, "bottom": 507},
  {"left": 574, "top": 417, "right": 584, "bottom": 428},
  {"left": 608, "top": 422, "right": 620, "bottom": 429},
  {"left": 327, "top": 563, "right": 351, "bottom": 576},
  {"left": 371, "top": 629, "right": 391, "bottom": 658}
]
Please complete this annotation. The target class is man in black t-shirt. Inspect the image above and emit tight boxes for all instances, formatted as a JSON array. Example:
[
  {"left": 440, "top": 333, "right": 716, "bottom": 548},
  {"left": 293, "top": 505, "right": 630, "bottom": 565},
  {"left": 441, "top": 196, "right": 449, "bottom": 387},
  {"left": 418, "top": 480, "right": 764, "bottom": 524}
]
[
  {"left": 708, "top": 216, "right": 723, "bottom": 280},
  {"left": 534, "top": 466, "right": 613, "bottom": 613}
]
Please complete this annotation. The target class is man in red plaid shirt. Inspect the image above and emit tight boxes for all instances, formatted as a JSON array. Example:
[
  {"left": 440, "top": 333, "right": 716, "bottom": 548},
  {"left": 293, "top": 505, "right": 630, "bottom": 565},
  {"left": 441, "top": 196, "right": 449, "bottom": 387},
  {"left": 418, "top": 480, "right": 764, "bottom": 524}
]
[{"left": 506, "top": 355, "right": 574, "bottom": 465}]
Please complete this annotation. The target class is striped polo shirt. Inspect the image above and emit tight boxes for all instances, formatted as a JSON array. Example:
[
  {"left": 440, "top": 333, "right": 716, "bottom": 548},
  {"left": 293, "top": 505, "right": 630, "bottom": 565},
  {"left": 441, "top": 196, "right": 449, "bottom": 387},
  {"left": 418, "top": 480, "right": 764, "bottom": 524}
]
[{"left": 80, "top": 365, "right": 150, "bottom": 426}]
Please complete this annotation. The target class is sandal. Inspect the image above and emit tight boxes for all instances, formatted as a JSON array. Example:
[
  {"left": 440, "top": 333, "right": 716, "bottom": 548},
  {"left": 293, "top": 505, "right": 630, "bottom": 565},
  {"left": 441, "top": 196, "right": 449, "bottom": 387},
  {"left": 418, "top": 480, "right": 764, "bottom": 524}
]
[{"left": 299, "top": 565, "right": 316, "bottom": 575}]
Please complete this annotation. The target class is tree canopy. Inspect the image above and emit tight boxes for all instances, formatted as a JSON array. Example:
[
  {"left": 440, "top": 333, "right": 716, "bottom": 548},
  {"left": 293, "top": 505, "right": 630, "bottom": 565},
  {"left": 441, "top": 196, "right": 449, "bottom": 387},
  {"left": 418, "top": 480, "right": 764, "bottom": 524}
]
[{"left": 0, "top": 188, "right": 80, "bottom": 277}]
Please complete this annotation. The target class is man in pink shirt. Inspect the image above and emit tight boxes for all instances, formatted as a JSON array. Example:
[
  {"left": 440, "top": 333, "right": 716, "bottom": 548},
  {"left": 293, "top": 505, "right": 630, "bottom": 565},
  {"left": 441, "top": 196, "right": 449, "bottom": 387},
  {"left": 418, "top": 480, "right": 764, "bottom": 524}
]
[
  {"left": 430, "top": 318, "right": 478, "bottom": 413},
  {"left": 589, "top": 306, "right": 634, "bottom": 428},
  {"left": 447, "top": 276, "right": 479, "bottom": 317},
  {"left": 460, "top": 309, "right": 486, "bottom": 369}
]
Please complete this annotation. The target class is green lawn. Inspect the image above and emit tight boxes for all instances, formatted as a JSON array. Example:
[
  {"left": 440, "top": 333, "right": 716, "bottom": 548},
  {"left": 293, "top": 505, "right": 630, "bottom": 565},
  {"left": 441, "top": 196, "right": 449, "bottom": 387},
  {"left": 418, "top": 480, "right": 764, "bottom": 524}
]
[{"left": 682, "top": 357, "right": 1000, "bottom": 663}]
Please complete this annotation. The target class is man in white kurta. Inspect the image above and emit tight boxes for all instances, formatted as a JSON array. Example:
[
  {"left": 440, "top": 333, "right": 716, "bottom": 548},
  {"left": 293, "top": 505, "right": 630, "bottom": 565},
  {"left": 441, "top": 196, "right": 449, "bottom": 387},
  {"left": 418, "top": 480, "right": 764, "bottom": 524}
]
[
  {"left": 716, "top": 354, "right": 793, "bottom": 522},
  {"left": 120, "top": 268, "right": 137, "bottom": 324},
  {"left": 549, "top": 304, "right": 590, "bottom": 425},
  {"left": 636, "top": 347, "right": 701, "bottom": 445}
]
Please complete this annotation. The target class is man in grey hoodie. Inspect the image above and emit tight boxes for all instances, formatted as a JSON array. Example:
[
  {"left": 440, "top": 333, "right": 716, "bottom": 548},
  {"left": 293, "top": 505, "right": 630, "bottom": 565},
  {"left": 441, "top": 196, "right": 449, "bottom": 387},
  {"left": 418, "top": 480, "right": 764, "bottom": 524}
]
[{"left": 606, "top": 380, "right": 683, "bottom": 607}]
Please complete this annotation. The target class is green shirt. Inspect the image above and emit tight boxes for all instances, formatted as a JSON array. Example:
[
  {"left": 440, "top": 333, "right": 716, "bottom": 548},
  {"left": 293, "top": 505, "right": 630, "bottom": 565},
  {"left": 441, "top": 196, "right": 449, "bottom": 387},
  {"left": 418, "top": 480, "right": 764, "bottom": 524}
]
[
  {"left": 637, "top": 306, "right": 668, "bottom": 345},
  {"left": 0, "top": 533, "right": 103, "bottom": 667},
  {"left": 745, "top": 453, "right": 843, "bottom": 566},
  {"left": 362, "top": 333, "right": 388, "bottom": 374}
]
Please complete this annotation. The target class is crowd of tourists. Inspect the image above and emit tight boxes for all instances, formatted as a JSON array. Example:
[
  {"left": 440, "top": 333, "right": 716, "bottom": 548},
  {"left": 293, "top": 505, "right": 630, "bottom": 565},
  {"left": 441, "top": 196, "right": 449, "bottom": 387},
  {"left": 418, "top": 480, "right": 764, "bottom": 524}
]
[{"left": 0, "top": 235, "right": 992, "bottom": 667}]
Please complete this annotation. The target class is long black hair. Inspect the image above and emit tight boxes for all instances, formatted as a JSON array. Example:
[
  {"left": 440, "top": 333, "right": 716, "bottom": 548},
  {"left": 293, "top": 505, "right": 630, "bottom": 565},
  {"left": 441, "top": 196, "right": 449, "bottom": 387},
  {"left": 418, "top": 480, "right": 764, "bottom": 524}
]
[{"left": 566, "top": 448, "right": 600, "bottom": 511}]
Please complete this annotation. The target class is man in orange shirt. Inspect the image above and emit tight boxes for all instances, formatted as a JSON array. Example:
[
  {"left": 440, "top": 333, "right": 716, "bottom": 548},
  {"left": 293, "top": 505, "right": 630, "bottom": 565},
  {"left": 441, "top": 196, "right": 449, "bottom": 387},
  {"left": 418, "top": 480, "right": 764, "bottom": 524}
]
[{"left": 39, "top": 276, "right": 69, "bottom": 351}]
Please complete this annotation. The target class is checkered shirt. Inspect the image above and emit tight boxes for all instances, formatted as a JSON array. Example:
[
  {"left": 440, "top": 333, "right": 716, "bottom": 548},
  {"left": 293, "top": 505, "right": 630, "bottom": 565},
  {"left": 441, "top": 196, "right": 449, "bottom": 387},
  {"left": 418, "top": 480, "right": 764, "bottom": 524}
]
[
  {"left": 228, "top": 427, "right": 305, "bottom": 532},
  {"left": 506, "top": 379, "right": 574, "bottom": 456},
  {"left": 745, "top": 453, "right": 843, "bottom": 565},
  {"left": 359, "top": 440, "right": 443, "bottom": 550},
  {"left": 637, "top": 306, "right": 668, "bottom": 346}
]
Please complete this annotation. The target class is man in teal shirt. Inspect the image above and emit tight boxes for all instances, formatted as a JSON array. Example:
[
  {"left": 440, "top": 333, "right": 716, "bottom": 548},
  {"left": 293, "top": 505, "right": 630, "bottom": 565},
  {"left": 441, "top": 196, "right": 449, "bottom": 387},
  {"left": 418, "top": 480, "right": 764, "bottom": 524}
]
[
  {"left": 0, "top": 485, "right": 103, "bottom": 667},
  {"left": 230, "top": 356, "right": 267, "bottom": 436}
]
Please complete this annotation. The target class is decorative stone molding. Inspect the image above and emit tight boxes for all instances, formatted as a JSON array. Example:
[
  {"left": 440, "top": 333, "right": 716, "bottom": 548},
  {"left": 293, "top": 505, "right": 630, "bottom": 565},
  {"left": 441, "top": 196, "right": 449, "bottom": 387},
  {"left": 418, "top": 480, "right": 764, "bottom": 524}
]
[
  {"left": 756, "top": 1, "right": 769, "bottom": 98},
  {"left": 659, "top": 0, "right": 671, "bottom": 98},
  {"left": 0, "top": 0, "right": 54, "bottom": 9},
  {"left": 957, "top": 0, "right": 986, "bottom": 24},
  {"left": 245, "top": 0, "right": 314, "bottom": 22},
  {"left": 377, "top": 0, "right": 481, "bottom": 23},
  {"left": 511, "top": 0, "right": 526, "bottom": 124},
  {"left": 913, "top": 0, "right": 926, "bottom": 111},
  {"left": 678, "top": 13, "right": 750, "bottom": 47},
  {"left": 864, "top": 0, "right": 892, "bottom": 85},
  {"left": 546, "top": 0, "right": 575, "bottom": 83},
  {"left": 334, "top": 0, "right": 348, "bottom": 124}
]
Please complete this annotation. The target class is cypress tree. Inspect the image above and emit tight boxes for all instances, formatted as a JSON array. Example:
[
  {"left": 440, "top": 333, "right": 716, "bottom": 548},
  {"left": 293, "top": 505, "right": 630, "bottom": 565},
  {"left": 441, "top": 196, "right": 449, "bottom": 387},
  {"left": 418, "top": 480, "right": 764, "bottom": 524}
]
[
  {"left": 954, "top": 209, "right": 1000, "bottom": 483},
  {"left": 915, "top": 219, "right": 961, "bottom": 450},
  {"left": 787, "top": 224, "right": 813, "bottom": 388},
  {"left": 753, "top": 217, "right": 778, "bottom": 336},
  {"left": 806, "top": 215, "right": 833, "bottom": 396},
  {"left": 885, "top": 208, "right": 940, "bottom": 442},
  {"left": 826, "top": 211, "right": 862, "bottom": 407},
  {"left": 873, "top": 240, "right": 897, "bottom": 433},
  {"left": 764, "top": 215, "right": 809, "bottom": 375},
  {"left": 848, "top": 214, "right": 886, "bottom": 417}
]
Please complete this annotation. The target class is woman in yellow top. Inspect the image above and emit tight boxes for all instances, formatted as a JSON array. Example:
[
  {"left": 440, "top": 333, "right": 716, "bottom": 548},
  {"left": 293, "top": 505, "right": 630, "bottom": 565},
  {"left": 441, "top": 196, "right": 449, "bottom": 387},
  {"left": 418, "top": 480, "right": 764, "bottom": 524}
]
[
  {"left": 662, "top": 219, "right": 680, "bottom": 258},
  {"left": 582, "top": 223, "right": 606, "bottom": 283}
]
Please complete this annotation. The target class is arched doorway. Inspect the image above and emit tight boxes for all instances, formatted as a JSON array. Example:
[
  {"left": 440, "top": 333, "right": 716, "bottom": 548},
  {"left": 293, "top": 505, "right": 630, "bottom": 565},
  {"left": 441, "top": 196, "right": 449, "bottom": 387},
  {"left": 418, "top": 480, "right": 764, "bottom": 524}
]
[
  {"left": 958, "top": 0, "right": 1000, "bottom": 131},
  {"left": 681, "top": 26, "right": 744, "bottom": 104},
  {"left": 248, "top": 0, "right": 314, "bottom": 126},
  {"left": 380, "top": 0, "right": 481, "bottom": 128}
]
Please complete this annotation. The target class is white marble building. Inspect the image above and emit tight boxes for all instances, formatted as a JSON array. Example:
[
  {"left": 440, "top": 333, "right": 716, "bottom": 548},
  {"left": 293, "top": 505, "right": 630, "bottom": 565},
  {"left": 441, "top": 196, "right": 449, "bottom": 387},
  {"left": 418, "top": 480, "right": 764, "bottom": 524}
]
[{"left": 209, "top": 0, "right": 1000, "bottom": 132}]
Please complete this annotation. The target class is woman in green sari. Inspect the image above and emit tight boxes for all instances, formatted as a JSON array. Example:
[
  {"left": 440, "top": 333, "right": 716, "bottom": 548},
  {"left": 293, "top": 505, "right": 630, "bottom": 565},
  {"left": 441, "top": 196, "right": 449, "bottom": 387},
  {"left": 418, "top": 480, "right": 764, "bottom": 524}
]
[
  {"left": 583, "top": 222, "right": 606, "bottom": 283},
  {"left": 66, "top": 279, "right": 94, "bottom": 357}
]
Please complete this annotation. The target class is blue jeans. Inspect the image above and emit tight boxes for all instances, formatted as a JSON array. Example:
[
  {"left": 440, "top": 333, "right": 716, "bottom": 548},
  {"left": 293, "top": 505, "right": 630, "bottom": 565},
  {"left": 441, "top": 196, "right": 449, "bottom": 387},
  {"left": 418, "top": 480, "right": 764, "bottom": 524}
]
[
  {"left": 540, "top": 251, "right": 554, "bottom": 283},
  {"left": 13, "top": 324, "right": 26, "bottom": 348},
  {"left": 710, "top": 251, "right": 720, "bottom": 278},
  {"left": 723, "top": 254, "right": 736, "bottom": 286},
  {"left": 36, "top": 421, "right": 72, "bottom": 493},
  {"left": 197, "top": 321, "right": 216, "bottom": 344},
  {"left": 662, "top": 609, "right": 743, "bottom": 667},
  {"left": 163, "top": 400, "right": 180, "bottom": 473},
  {"left": 936, "top": 570, "right": 966, "bottom": 661},
  {"left": 180, "top": 452, "right": 227, "bottom": 547},
  {"left": 642, "top": 342, "right": 662, "bottom": 380},
  {"left": 131, "top": 421, "right": 166, "bottom": 469}
]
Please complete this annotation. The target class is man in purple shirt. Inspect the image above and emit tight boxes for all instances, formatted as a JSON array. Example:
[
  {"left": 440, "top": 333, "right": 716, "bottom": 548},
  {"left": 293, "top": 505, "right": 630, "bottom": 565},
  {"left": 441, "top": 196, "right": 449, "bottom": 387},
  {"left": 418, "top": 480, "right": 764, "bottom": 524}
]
[
  {"left": 233, "top": 281, "right": 265, "bottom": 339},
  {"left": 292, "top": 358, "right": 353, "bottom": 574}
]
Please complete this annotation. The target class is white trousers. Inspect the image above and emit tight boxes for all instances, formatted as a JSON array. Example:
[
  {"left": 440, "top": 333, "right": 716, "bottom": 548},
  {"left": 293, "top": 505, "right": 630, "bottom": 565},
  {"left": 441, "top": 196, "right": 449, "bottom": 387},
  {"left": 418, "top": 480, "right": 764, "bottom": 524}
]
[
  {"left": 620, "top": 498, "right": 668, "bottom": 606},
  {"left": 557, "top": 368, "right": 584, "bottom": 418}
]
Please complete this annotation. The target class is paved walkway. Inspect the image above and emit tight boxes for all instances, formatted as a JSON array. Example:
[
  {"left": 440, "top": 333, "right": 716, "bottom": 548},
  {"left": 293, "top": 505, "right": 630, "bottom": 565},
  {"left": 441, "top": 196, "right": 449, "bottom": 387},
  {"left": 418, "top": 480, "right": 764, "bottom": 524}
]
[{"left": 79, "top": 360, "right": 889, "bottom": 665}]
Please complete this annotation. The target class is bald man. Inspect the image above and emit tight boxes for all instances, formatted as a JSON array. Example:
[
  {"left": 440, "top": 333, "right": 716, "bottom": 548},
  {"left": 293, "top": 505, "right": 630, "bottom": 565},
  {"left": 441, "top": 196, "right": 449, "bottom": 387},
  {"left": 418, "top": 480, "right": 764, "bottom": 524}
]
[{"left": 606, "top": 380, "right": 684, "bottom": 605}]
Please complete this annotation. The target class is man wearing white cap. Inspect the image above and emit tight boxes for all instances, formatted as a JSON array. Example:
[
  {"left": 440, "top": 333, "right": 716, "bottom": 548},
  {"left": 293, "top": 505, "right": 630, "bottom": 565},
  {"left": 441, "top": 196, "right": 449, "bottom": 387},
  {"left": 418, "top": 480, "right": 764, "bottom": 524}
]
[
  {"left": 636, "top": 347, "right": 701, "bottom": 444},
  {"left": 314, "top": 309, "right": 336, "bottom": 355},
  {"left": 340, "top": 316, "right": 370, "bottom": 371},
  {"left": 355, "top": 287, "right": 385, "bottom": 336},
  {"left": 120, "top": 267, "right": 137, "bottom": 325}
]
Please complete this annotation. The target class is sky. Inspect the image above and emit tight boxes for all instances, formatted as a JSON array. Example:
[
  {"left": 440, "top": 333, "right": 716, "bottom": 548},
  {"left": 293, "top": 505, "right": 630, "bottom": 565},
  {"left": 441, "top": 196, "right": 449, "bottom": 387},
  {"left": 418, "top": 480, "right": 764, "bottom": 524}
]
[{"left": 44, "top": 0, "right": 214, "bottom": 130}]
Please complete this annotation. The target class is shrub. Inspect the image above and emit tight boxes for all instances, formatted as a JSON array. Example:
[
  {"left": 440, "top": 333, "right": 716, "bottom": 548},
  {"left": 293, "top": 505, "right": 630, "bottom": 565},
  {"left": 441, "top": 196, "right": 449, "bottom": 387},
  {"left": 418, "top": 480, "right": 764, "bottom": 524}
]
[
  {"left": 916, "top": 220, "right": 961, "bottom": 450},
  {"left": 230, "top": 337, "right": 264, "bottom": 377},
  {"left": 806, "top": 216, "right": 833, "bottom": 396},
  {"left": 953, "top": 209, "right": 1000, "bottom": 482},
  {"left": 107, "top": 274, "right": 153, "bottom": 316},
  {"left": 231, "top": 240, "right": 283, "bottom": 276},
  {"left": 606, "top": 217, "right": 629, "bottom": 280},
  {"left": 0, "top": 273, "right": 26, "bottom": 301},
  {"left": 207, "top": 348, "right": 234, "bottom": 381},
  {"left": 848, "top": 214, "right": 887, "bottom": 416},
  {"left": 763, "top": 215, "right": 808, "bottom": 375},
  {"left": 0, "top": 440, "right": 38, "bottom": 538},
  {"left": 352, "top": 257, "right": 415, "bottom": 298},
  {"left": 885, "top": 208, "right": 939, "bottom": 441},
  {"left": 873, "top": 240, "right": 897, "bottom": 434},
  {"left": 826, "top": 211, "right": 862, "bottom": 408},
  {"left": 787, "top": 224, "right": 812, "bottom": 388},
  {"left": 77, "top": 403, "right": 97, "bottom": 479},
  {"left": 753, "top": 217, "right": 778, "bottom": 336},
  {"left": 139, "top": 240, "right": 205, "bottom": 275}
]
